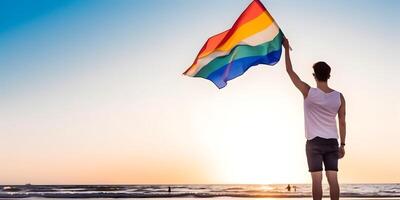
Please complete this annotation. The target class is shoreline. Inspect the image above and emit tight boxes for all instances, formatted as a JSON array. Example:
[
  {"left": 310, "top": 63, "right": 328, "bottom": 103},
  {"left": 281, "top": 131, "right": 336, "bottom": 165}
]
[{"left": 1, "top": 184, "right": 399, "bottom": 199}]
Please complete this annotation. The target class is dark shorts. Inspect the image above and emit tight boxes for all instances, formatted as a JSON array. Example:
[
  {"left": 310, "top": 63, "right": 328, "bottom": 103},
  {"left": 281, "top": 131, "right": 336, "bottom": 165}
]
[{"left": 306, "top": 136, "right": 339, "bottom": 172}]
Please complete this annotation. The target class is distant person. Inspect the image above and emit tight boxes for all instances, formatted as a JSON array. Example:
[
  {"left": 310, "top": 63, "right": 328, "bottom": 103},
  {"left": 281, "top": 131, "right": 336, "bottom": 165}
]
[
  {"left": 168, "top": 186, "right": 171, "bottom": 193},
  {"left": 286, "top": 184, "right": 291, "bottom": 192},
  {"left": 293, "top": 185, "right": 297, "bottom": 192},
  {"left": 282, "top": 37, "right": 346, "bottom": 200}
]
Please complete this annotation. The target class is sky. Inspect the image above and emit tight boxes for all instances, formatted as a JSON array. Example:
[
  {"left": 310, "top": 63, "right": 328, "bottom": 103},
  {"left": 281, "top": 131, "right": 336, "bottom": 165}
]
[{"left": 0, "top": 0, "right": 399, "bottom": 185}]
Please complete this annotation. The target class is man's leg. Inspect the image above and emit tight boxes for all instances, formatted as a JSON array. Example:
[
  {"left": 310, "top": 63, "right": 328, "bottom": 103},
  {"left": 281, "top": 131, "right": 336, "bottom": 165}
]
[
  {"left": 311, "top": 171, "right": 323, "bottom": 200},
  {"left": 326, "top": 171, "right": 339, "bottom": 200}
]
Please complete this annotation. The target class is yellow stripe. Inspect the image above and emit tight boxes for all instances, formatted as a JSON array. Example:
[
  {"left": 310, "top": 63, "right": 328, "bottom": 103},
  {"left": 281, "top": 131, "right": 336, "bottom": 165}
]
[
  {"left": 185, "top": 22, "right": 280, "bottom": 76},
  {"left": 199, "top": 11, "right": 274, "bottom": 58}
]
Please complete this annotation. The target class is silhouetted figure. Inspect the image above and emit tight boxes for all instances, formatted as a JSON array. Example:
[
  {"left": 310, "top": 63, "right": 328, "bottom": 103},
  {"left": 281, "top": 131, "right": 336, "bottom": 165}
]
[
  {"left": 293, "top": 185, "right": 297, "bottom": 192},
  {"left": 286, "top": 184, "right": 291, "bottom": 192},
  {"left": 168, "top": 186, "right": 171, "bottom": 193}
]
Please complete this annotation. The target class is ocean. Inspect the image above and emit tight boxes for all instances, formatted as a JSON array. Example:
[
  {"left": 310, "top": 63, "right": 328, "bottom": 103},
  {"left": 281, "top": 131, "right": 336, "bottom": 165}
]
[{"left": 1, "top": 184, "right": 399, "bottom": 199}]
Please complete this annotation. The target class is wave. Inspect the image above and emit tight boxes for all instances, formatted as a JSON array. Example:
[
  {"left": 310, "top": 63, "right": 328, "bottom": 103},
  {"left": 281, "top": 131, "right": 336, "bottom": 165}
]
[
  {"left": 1, "top": 184, "right": 400, "bottom": 198},
  {"left": 2, "top": 192, "right": 400, "bottom": 198}
]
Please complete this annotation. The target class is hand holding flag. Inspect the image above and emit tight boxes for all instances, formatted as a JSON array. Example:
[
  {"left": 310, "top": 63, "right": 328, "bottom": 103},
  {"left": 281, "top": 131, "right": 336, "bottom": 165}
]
[{"left": 282, "top": 36, "right": 292, "bottom": 51}]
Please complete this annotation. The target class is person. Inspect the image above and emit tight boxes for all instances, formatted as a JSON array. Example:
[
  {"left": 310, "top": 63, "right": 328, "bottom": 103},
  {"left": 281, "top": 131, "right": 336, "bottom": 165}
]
[
  {"left": 168, "top": 186, "right": 171, "bottom": 193},
  {"left": 286, "top": 184, "right": 291, "bottom": 192},
  {"left": 282, "top": 37, "right": 346, "bottom": 200},
  {"left": 293, "top": 185, "right": 297, "bottom": 192}
]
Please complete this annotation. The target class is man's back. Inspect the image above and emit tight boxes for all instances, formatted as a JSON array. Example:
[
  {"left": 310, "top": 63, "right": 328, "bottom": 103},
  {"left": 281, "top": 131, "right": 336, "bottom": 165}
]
[{"left": 304, "top": 87, "right": 341, "bottom": 140}]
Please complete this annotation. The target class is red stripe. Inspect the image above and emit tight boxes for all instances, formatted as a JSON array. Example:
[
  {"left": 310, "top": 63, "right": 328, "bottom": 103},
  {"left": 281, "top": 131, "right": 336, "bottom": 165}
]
[
  {"left": 199, "top": 0, "right": 266, "bottom": 57},
  {"left": 184, "top": 0, "right": 267, "bottom": 75}
]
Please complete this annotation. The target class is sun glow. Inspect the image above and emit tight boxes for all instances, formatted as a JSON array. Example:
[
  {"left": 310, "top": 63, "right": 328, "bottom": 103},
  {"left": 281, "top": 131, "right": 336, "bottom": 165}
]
[{"left": 191, "top": 89, "right": 308, "bottom": 184}]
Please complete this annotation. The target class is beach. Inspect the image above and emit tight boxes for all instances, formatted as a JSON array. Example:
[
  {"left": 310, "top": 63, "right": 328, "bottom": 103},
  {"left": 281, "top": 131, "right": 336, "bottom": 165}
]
[
  {"left": 7, "top": 198, "right": 400, "bottom": 200},
  {"left": 1, "top": 184, "right": 399, "bottom": 199}
]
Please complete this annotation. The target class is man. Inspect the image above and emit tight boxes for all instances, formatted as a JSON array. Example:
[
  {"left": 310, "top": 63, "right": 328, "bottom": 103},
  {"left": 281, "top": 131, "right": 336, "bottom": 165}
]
[{"left": 282, "top": 37, "right": 346, "bottom": 200}]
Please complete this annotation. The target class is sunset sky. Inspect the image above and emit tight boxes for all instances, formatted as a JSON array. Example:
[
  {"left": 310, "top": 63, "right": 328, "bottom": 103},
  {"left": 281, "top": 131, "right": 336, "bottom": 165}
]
[{"left": 0, "top": 0, "right": 399, "bottom": 185}]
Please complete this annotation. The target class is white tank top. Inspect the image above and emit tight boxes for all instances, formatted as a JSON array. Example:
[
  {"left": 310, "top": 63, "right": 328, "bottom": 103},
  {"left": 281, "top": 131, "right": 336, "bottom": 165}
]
[{"left": 304, "top": 87, "right": 341, "bottom": 140}]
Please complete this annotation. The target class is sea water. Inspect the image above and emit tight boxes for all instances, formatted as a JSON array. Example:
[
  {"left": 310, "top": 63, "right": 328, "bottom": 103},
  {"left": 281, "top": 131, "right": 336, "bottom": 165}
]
[{"left": 1, "top": 184, "right": 399, "bottom": 199}]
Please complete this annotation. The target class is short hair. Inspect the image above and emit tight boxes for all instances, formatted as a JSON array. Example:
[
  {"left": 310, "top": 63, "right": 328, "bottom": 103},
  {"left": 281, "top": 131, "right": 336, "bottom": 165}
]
[{"left": 313, "top": 61, "right": 331, "bottom": 82}]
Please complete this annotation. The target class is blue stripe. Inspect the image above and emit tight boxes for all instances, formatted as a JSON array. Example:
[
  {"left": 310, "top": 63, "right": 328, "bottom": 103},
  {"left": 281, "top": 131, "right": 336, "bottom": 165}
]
[{"left": 206, "top": 49, "right": 282, "bottom": 89}]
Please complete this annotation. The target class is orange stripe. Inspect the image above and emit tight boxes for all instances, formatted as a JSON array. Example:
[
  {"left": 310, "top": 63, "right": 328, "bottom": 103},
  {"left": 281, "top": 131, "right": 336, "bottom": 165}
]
[
  {"left": 199, "top": 0, "right": 266, "bottom": 57},
  {"left": 213, "top": 12, "right": 273, "bottom": 53},
  {"left": 183, "top": 0, "right": 266, "bottom": 75}
]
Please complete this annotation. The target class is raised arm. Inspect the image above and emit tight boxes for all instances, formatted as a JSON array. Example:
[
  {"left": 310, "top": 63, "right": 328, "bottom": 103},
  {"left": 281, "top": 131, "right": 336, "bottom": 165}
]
[
  {"left": 282, "top": 37, "right": 310, "bottom": 98},
  {"left": 338, "top": 93, "right": 346, "bottom": 158}
]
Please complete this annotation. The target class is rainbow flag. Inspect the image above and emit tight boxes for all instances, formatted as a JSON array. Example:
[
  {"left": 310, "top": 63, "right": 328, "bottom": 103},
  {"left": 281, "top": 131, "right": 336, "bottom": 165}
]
[{"left": 183, "top": 0, "right": 284, "bottom": 89}]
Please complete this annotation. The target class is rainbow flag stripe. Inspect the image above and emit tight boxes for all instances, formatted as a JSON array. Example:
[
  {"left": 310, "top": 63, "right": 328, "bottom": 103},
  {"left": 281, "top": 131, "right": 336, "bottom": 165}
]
[{"left": 183, "top": 0, "right": 283, "bottom": 89}]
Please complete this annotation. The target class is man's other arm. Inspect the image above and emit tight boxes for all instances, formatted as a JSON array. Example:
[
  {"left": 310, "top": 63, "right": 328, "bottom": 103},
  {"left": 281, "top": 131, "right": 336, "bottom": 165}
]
[{"left": 338, "top": 93, "right": 346, "bottom": 159}]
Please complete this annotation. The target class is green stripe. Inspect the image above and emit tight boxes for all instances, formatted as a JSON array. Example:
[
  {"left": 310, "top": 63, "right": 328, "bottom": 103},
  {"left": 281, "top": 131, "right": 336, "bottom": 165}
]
[{"left": 195, "top": 30, "right": 283, "bottom": 78}]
